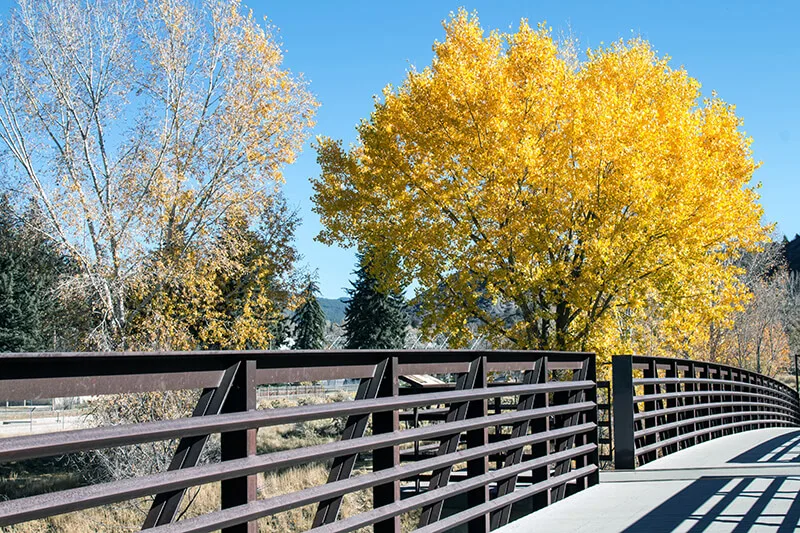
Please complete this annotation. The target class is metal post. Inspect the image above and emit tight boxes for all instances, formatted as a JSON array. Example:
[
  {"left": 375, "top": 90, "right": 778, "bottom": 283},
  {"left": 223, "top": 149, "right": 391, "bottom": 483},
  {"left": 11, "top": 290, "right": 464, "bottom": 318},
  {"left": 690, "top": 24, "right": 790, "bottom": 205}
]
[
  {"left": 794, "top": 354, "right": 799, "bottom": 396},
  {"left": 220, "top": 360, "right": 257, "bottom": 533},
  {"left": 466, "top": 356, "right": 489, "bottom": 533},
  {"left": 612, "top": 355, "right": 636, "bottom": 470},
  {"left": 585, "top": 354, "right": 600, "bottom": 486},
  {"left": 373, "top": 357, "right": 400, "bottom": 533}
]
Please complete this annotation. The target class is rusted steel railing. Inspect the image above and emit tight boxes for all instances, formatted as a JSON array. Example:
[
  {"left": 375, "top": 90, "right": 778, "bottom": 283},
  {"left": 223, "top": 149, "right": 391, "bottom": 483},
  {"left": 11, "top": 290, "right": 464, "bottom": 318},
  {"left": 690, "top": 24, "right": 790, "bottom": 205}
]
[
  {"left": 612, "top": 355, "right": 800, "bottom": 470},
  {"left": 0, "top": 349, "right": 598, "bottom": 532}
]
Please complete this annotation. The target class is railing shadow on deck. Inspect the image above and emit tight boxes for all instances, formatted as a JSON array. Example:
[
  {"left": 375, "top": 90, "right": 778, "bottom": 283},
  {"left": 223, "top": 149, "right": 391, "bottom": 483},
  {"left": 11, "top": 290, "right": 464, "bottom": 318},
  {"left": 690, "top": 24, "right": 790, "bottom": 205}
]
[
  {"left": 728, "top": 429, "right": 800, "bottom": 463},
  {"left": 621, "top": 475, "right": 800, "bottom": 532}
]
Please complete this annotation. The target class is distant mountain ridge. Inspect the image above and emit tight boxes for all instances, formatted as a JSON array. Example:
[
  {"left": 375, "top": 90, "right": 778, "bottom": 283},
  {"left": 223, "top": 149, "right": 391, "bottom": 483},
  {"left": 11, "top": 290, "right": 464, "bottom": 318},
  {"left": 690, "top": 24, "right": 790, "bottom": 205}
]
[{"left": 318, "top": 297, "right": 347, "bottom": 324}]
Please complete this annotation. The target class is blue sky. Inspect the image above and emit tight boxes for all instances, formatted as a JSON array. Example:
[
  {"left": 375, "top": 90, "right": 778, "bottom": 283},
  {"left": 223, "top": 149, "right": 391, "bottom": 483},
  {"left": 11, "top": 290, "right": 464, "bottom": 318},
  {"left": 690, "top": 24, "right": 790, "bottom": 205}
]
[
  {"left": 1, "top": 1, "right": 798, "bottom": 298},
  {"left": 262, "top": 0, "right": 800, "bottom": 298}
]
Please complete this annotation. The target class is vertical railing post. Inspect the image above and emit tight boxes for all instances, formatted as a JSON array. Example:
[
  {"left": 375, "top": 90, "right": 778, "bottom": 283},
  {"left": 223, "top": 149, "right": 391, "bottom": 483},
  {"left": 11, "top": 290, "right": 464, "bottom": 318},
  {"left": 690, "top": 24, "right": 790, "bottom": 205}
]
[
  {"left": 530, "top": 356, "right": 549, "bottom": 511},
  {"left": 664, "top": 360, "right": 679, "bottom": 454},
  {"left": 466, "top": 355, "right": 489, "bottom": 533},
  {"left": 585, "top": 354, "right": 600, "bottom": 486},
  {"left": 698, "top": 364, "right": 710, "bottom": 442},
  {"left": 220, "top": 359, "right": 257, "bottom": 533},
  {"left": 373, "top": 356, "right": 400, "bottom": 533},
  {"left": 686, "top": 362, "right": 697, "bottom": 447},
  {"left": 641, "top": 359, "right": 658, "bottom": 463},
  {"left": 612, "top": 355, "right": 635, "bottom": 470}
]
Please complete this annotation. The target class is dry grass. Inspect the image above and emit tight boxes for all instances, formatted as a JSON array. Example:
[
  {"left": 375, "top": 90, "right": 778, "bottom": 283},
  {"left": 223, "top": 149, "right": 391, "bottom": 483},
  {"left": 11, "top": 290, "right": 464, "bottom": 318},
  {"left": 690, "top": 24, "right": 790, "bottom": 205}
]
[
  {"left": 256, "top": 393, "right": 352, "bottom": 454},
  {"left": 4, "top": 465, "right": 387, "bottom": 533},
  {"left": 257, "top": 464, "right": 371, "bottom": 532}
]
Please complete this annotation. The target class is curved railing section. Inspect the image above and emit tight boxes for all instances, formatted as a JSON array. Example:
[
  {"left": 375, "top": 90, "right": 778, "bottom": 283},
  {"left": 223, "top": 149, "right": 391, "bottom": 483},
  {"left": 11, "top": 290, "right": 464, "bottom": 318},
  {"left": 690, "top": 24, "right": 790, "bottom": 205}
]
[
  {"left": 612, "top": 355, "right": 800, "bottom": 469},
  {"left": 0, "top": 350, "right": 598, "bottom": 532}
]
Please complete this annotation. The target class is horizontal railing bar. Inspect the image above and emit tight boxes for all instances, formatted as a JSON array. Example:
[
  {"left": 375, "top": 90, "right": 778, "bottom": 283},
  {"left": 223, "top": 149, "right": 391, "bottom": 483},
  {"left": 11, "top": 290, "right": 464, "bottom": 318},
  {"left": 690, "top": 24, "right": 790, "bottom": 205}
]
[
  {"left": 633, "top": 390, "right": 797, "bottom": 410},
  {"left": 633, "top": 401, "right": 797, "bottom": 422},
  {"left": 0, "top": 381, "right": 594, "bottom": 463},
  {"left": 635, "top": 419, "right": 790, "bottom": 457},
  {"left": 629, "top": 355, "right": 796, "bottom": 392},
  {"left": 146, "top": 429, "right": 597, "bottom": 533},
  {"left": 634, "top": 410, "right": 792, "bottom": 439},
  {"left": 636, "top": 376, "right": 782, "bottom": 387},
  {"left": 307, "top": 451, "right": 598, "bottom": 533},
  {"left": 414, "top": 465, "right": 598, "bottom": 533},
  {"left": 0, "top": 349, "right": 594, "bottom": 398},
  {"left": 634, "top": 377, "right": 800, "bottom": 399},
  {"left": 0, "top": 403, "right": 595, "bottom": 526},
  {"left": 0, "top": 348, "right": 593, "bottom": 360}
]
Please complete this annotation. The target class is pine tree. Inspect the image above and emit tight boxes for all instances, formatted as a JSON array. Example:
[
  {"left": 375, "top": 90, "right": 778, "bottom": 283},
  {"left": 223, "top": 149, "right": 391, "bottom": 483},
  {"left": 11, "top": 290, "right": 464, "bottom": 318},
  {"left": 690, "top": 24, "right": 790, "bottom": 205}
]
[
  {"left": 293, "top": 280, "right": 326, "bottom": 350},
  {"left": 344, "top": 254, "right": 408, "bottom": 349},
  {"left": 0, "top": 197, "right": 73, "bottom": 352},
  {"left": 269, "top": 316, "right": 292, "bottom": 349}
]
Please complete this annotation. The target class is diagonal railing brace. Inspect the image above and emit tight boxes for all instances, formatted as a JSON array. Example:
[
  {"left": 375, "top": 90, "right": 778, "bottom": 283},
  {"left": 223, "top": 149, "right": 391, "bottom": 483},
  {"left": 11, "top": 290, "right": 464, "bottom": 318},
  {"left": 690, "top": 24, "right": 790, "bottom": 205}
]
[
  {"left": 142, "top": 361, "right": 242, "bottom": 528},
  {"left": 312, "top": 358, "right": 389, "bottom": 526}
]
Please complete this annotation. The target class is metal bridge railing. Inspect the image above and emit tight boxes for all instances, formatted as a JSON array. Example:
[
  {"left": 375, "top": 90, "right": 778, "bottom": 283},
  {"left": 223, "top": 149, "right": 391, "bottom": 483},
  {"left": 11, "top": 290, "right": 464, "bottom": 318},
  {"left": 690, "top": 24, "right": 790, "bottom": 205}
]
[
  {"left": 612, "top": 355, "right": 800, "bottom": 470},
  {"left": 596, "top": 380, "right": 613, "bottom": 469},
  {"left": 0, "top": 349, "right": 599, "bottom": 532}
]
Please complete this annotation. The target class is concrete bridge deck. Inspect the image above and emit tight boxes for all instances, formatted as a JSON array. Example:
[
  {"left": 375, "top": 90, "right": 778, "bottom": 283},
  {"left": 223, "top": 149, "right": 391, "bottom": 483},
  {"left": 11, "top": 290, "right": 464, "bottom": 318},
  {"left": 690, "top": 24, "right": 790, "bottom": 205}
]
[{"left": 501, "top": 428, "right": 800, "bottom": 533}]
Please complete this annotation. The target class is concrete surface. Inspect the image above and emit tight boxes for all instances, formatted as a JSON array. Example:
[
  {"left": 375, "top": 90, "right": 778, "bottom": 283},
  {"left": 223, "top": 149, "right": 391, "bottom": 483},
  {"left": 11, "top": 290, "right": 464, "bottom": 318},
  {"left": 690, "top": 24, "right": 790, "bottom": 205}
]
[
  {"left": 0, "top": 414, "right": 82, "bottom": 437},
  {"left": 499, "top": 428, "right": 800, "bottom": 533}
]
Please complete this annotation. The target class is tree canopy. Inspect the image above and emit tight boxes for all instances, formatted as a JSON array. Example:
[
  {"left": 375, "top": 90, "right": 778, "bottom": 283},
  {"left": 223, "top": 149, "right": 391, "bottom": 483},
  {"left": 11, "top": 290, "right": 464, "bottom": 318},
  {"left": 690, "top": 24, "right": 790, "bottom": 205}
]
[
  {"left": 0, "top": 0, "right": 317, "bottom": 348},
  {"left": 313, "top": 10, "right": 769, "bottom": 356},
  {"left": 127, "top": 194, "right": 300, "bottom": 350}
]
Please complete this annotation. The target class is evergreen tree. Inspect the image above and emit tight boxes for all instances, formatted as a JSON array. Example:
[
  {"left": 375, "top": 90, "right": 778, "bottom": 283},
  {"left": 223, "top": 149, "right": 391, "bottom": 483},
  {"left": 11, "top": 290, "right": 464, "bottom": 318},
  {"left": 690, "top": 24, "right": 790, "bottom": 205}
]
[
  {"left": 0, "top": 197, "right": 73, "bottom": 352},
  {"left": 344, "top": 254, "right": 408, "bottom": 349},
  {"left": 293, "top": 280, "right": 326, "bottom": 350},
  {"left": 269, "top": 316, "right": 292, "bottom": 349}
]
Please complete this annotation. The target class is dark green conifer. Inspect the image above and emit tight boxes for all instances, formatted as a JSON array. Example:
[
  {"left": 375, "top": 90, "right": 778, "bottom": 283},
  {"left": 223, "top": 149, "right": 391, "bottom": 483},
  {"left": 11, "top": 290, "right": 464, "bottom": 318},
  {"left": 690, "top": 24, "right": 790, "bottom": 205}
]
[
  {"left": 293, "top": 280, "right": 326, "bottom": 350},
  {"left": 0, "top": 196, "right": 72, "bottom": 352},
  {"left": 343, "top": 253, "right": 408, "bottom": 349}
]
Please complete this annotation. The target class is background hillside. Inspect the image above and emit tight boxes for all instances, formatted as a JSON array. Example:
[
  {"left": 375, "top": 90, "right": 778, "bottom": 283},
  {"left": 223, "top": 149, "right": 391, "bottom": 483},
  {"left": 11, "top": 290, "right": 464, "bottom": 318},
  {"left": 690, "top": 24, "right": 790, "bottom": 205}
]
[{"left": 318, "top": 297, "right": 347, "bottom": 324}]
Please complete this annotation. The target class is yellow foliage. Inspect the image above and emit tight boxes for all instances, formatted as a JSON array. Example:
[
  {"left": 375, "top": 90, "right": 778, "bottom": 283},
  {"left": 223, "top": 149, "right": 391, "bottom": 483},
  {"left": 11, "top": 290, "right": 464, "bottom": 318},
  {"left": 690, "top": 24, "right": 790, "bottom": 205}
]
[
  {"left": 312, "top": 10, "right": 769, "bottom": 358},
  {"left": 127, "top": 196, "right": 298, "bottom": 351}
]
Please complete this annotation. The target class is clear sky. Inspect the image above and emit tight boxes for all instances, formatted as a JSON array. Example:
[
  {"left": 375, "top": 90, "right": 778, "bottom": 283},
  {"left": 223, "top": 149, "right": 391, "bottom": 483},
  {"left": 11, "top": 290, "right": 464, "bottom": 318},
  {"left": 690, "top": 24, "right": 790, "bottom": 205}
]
[{"left": 1, "top": 1, "right": 798, "bottom": 298}]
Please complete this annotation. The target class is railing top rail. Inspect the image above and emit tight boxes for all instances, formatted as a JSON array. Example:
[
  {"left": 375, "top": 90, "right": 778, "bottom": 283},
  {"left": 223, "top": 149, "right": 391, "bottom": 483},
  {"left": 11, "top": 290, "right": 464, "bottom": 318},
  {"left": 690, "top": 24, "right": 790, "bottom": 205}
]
[
  {"left": 628, "top": 354, "right": 797, "bottom": 396},
  {"left": 0, "top": 348, "right": 593, "bottom": 360},
  {"left": 0, "top": 348, "right": 597, "bottom": 403}
]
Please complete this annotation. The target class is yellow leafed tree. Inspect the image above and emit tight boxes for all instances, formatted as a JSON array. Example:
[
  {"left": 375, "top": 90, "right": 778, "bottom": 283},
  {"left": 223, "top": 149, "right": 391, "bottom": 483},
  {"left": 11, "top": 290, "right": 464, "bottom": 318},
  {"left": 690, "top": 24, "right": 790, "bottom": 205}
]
[
  {"left": 128, "top": 194, "right": 300, "bottom": 351},
  {"left": 313, "top": 10, "right": 769, "bottom": 360}
]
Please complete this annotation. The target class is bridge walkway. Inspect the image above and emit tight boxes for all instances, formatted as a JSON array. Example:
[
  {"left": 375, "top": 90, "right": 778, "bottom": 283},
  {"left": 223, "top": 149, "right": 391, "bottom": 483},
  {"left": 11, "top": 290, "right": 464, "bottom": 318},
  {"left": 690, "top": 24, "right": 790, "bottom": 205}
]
[{"left": 500, "top": 428, "right": 800, "bottom": 533}]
